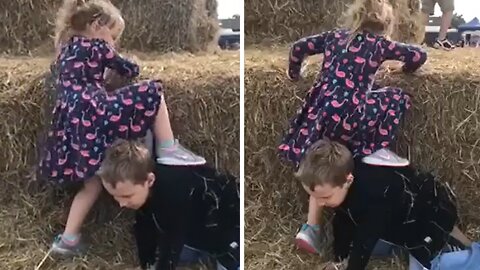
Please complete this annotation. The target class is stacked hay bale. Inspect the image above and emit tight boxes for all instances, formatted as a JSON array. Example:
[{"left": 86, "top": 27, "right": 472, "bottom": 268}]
[
  {"left": 245, "top": 48, "right": 480, "bottom": 269},
  {"left": 245, "top": 0, "right": 423, "bottom": 44},
  {"left": 0, "top": 0, "right": 219, "bottom": 54},
  {"left": 0, "top": 53, "right": 239, "bottom": 177}
]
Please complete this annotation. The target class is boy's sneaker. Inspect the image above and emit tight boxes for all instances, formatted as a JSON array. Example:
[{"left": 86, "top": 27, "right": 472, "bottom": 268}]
[
  {"left": 294, "top": 224, "right": 327, "bottom": 254},
  {"left": 362, "top": 149, "right": 409, "bottom": 167},
  {"left": 51, "top": 234, "right": 86, "bottom": 256},
  {"left": 157, "top": 139, "right": 206, "bottom": 166},
  {"left": 433, "top": 39, "right": 455, "bottom": 50}
]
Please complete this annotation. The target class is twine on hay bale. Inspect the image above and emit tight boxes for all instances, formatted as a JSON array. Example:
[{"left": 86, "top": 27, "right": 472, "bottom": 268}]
[
  {"left": 0, "top": 51, "right": 238, "bottom": 269},
  {"left": 245, "top": 0, "right": 423, "bottom": 44},
  {"left": 0, "top": 0, "right": 220, "bottom": 54},
  {"left": 244, "top": 48, "right": 480, "bottom": 269}
]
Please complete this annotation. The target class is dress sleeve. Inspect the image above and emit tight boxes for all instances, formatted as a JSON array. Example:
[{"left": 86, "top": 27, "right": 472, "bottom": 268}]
[
  {"left": 94, "top": 39, "right": 140, "bottom": 78},
  {"left": 380, "top": 38, "right": 427, "bottom": 73},
  {"left": 288, "top": 31, "right": 330, "bottom": 80}
]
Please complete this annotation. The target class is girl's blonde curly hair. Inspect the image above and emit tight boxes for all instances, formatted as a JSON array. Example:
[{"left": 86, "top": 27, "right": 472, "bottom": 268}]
[
  {"left": 54, "top": 0, "right": 124, "bottom": 53},
  {"left": 341, "top": 0, "right": 395, "bottom": 40}
]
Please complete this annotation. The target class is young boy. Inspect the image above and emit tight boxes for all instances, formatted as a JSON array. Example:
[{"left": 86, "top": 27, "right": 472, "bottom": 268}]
[
  {"left": 97, "top": 139, "right": 240, "bottom": 270},
  {"left": 296, "top": 139, "right": 476, "bottom": 270}
]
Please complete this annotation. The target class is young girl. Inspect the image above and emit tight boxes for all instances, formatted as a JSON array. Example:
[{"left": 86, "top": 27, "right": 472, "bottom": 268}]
[
  {"left": 39, "top": 0, "right": 205, "bottom": 255},
  {"left": 277, "top": 0, "right": 428, "bottom": 254}
]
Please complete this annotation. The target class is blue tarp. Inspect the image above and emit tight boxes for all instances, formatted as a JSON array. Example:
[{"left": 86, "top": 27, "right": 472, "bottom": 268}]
[{"left": 458, "top": 17, "right": 480, "bottom": 31}]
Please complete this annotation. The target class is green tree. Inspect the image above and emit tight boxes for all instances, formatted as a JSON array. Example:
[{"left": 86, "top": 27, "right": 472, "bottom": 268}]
[{"left": 451, "top": 13, "right": 466, "bottom": 28}]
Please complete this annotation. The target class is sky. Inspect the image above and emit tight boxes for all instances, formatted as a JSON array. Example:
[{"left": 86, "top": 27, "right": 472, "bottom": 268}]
[
  {"left": 431, "top": 0, "right": 478, "bottom": 21},
  {"left": 217, "top": 0, "right": 241, "bottom": 19},
  {"left": 215, "top": 1, "right": 479, "bottom": 21}
]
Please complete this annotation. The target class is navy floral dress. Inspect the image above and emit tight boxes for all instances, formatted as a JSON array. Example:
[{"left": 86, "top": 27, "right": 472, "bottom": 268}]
[
  {"left": 39, "top": 35, "right": 162, "bottom": 183},
  {"left": 279, "top": 30, "right": 427, "bottom": 168}
]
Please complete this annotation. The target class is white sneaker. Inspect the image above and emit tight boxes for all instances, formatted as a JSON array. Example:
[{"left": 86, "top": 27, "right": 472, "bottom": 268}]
[
  {"left": 362, "top": 149, "right": 409, "bottom": 167},
  {"left": 156, "top": 139, "right": 206, "bottom": 166}
]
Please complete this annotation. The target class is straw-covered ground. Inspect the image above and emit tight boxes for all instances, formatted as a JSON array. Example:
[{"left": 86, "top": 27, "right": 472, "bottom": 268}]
[
  {"left": 0, "top": 51, "right": 239, "bottom": 269},
  {"left": 245, "top": 47, "right": 480, "bottom": 270}
]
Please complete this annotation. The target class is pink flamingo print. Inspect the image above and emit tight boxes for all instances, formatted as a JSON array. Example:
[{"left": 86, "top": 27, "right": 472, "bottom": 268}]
[
  {"left": 71, "top": 142, "right": 80, "bottom": 150},
  {"left": 368, "top": 114, "right": 379, "bottom": 127},
  {"left": 72, "top": 84, "right": 82, "bottom": 91},
  {"left": 135, "top": 103, "right": 145, "bottom": 110},
  {"left": 366, "top": 98, "right": 376, "bottom": 105},
  {"left": 75, "top": 168, "right": 85, "bottom": 178},
  {"left": 96, "top": 105, "right": 106, "bottom": 116},
  {"left": 394, "top": 118, "right": 400, "bottom": 124},
  {"left": 110, "top": 107, "right": 123, "bottom": 122},
  {"left": 388, "top": 42, "right": 396, "bottom": 50},
  {"left": 145, "top": 108, "right": 156, "bottom": 117},
  {"left": 138, "top": 84, "right": 149, "bottom": 92},
  {"left": 290, "top": 55, "right": 300, "bottom": 63},
  {"left": 324, "top": 55, "right": 336, "bottom": 69},
  {"left": 352, "top": 92, "right": 360, "bottom": 105},
  {"left": 412, "top": 50, "right": 421, "bottom": 62},
  {"left": 300, "top": 128, "right": 309, "bottom": 136},
  {"left": 325, "top": 85, "right": 340, "bottom": 97},
  {"left": 119, "top": 125, "right": 128, "bottom": 132},
  {"left": 368, "top": 52, "right": 379, "bottom": 68},
  {"left": 121, "top": 95, "right": 133, "bottom": 106},
  {"left": 80, "top": 40, "right": 91, "bottom": 47},
  {"left": 308, "top": 113, "right": 316, "bottom": 120},
  {"left": 68, "top": 99, "right": 79, "bottom": 113},
  {"left": 349, "top": 42, "right": 363, "bottom": 53},
  {"left": 379, "top": 125, "right": 389, "bottom": 136},
  {"left": 58, "top": 152, "right": 70, "bottom": 166},
  {"left": 51, "top": 170, "right": 58, "bottom": 177},
  {"left": 279, "top": 144, "right": 290, "bottom": 151},
  {"left": 74, "top": 62, "right": 84, "bottom": 68},
  {"left": 106, "top": 95, "right": 117, "bottom": 101},
  {"left": 346, "top": 74, "right": 355, "bottom": 89},
  {"left": 106, "top": 50, "right": 115, "bottom": 59},
  {"left": 130, "top": 118, "right": 142, "bottom": 133},
  {"left": 88, "top": 153, "right": 103, "bottom": 166},
  {"left": 63, "top": 80, "right": 72, "bottom": 87},
  {"left": 82, "top": 91, "right": 91, "bottom": 100},
  {"left": 307, "top": 42, "right": 315, "bottom": 50},
  {"left": 335, "top": 63, "right": 346, "bottom": 78},
  {"left": 332, "top": 114, "right": 341, "bottom": 122},
  {"left": 342, "top": 117, "right": 352, "bottom": 131},
  {"left": 81, "top": 150, "right": 90, "bottom": 157},
  {"left": 293, "top": 147, "right": 301, "bottom": 155},
  {"left": 64, "top": 168, "right": 74, "bottom": 175},
  {"left": 80, "top": 112, "right": 92, "bottom": 127},
  {"left": 87, "top": 61, "right": 98, "bottom": 68},
  {"left": 86, "top": 127, "right": 100, "bottom": 140},
  {"left": 331, "top": 99, "right": 346, "bottom": 108}
]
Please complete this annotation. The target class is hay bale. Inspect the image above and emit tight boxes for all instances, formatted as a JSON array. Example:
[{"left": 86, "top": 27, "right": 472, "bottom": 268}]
[
  {"left": 245, "top": 0, "right": 423, "bottom": 44},
  {"left": 0, "top": 52, "right": 238, "bottom": 269},
  {"left": 0, "top": 52, "right": 239, "bottom": 175},
  {"left": 244, "top": 48, "right": 480, "bottom": 269},
  {"left": 0, "top": 0, "right": 219, "bottom": 54}
]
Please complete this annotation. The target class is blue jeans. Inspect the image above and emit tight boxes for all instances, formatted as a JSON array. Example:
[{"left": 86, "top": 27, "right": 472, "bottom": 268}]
[{"left": 390, "top": 242, "right": 480, "bottom": 270}]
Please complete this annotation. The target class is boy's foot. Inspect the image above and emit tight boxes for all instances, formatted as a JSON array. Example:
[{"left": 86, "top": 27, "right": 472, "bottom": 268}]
[
  {"left": 51, "top": 234, "right": 86, "bottom": 256},
  {"left": 433, "top": 39, "right": 455, "bottom": 50},
  {"left": 362, "top": 149, "right": 409, "bottom": 167},
  {"left": 295, "top": 224, "right": 327, "bottom": 254},
  {"left": 157, "top": 139, "right": 206, "bottom": 166}
]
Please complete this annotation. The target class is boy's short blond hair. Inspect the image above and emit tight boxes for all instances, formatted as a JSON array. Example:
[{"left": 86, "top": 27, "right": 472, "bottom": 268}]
[
  {"left": 295, "top": 139, "right": 354, "bottom": 189},
  {"left": 97, "top": 139, "right": 153, "bottom": 188}
]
